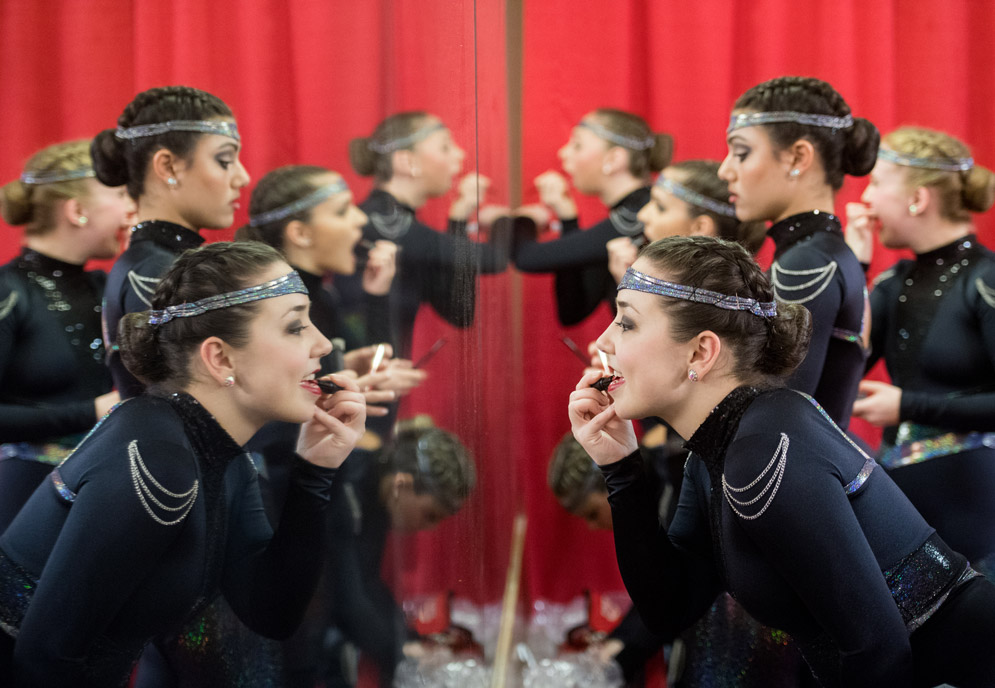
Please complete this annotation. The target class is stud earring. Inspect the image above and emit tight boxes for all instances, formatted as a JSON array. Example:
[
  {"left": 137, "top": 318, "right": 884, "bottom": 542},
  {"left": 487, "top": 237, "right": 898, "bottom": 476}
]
[
  {"left": 602, "top": 163, "right": 613, "bottom": 175},
  {"left": 167, "top": 177, "right": 178, "bottom": 188},
  {"left": 78, "top": 216, "right": 88, "bottom": 225},
  {"left": 410, "top": 166, "right": 420, "bottom": 178},
  {"left": 789, "top": 169, "right": 800, "bottom": 179},
  {"left": 225, "top": 375, "right": 235, "bottom": 387},
  {"left": 908, "top": 204, "right": 918, "bottom": 215},
  {"left": 688, "top": 369, "right": 699, "bottom": 382}
]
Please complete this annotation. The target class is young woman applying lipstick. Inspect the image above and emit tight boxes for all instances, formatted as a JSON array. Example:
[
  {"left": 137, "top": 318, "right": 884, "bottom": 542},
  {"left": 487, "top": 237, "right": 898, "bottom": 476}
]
[
  {"left": 0, "top": 241, "right": 366, "bottom": 687},
  {"left": 570, "top": 234, "right": 995, "bottom": 688},
  {"left": 0, "top": 140, "right": 135, "bottom": 535},
  {"left": 718, "top": 76, "right": 878, "bottom": 428},
  {"left": 95, "top": 85, "right": 251, "bottom": 399}
]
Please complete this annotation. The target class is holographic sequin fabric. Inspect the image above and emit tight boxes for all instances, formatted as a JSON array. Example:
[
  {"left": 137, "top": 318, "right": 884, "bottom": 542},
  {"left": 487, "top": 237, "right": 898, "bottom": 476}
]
[
  {"left": 148, "top": 271, "right": 307, "bottom": 325},
  {"left": 727, "top": 110, "right": 853, "bottom": 133},
  {"left": 249, "top": 179, "right": 350, "bottom": 227},
  {"left": 49, "top": 468, "right": 76, "bottom": 502},
  {"left": 657, "top": 176, "right": 737, "bottom": 217},
  {"left": 1, "top": 437, "right": 79, "bottom": 466},
  {"left": 578, "top": 120, "right": 655, "bottom": 150},
  {"left": 884, "top": 535, "right": 979, "bottom": 631},
  {"left": 115, "top": 119, "right": 240, "bottom": 142},
  {"left": 618, "top": 268, "right": 777, "bottom": 317},
  {"left": 879, "top": 422, "right": 995, "bottom": 469},
  {"left": 878, "top": 146, "right": 973, "bottom": 172},
  {"left": 0, "top": 548, "right": 38, "bottom": 638}
]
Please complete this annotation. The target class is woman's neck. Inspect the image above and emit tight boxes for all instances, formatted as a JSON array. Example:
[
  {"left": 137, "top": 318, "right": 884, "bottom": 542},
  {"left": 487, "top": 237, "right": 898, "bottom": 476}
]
[
  {"left": 25, "top": 230, "right": 87, "bottom": 265},
  {"left": 600, "top": 175, "right": 644, "bottom": 207},
  {"left": 136, "top": 196, "right": 198, "bottom": 232},
  {"left": 184, "top": 383, "right": 258, "bottom": 447},
  {"left": 663, "top": 376, "right": 742, "bottom": 442},
  {"left": 772, "top": 182, "right": 836, "bottom": 223},
  {"left": 380, "top": 178, "right": 427, "bottom": 210},
  {"left": 909, "top": 218, "right": 974, "bottom": 255}
]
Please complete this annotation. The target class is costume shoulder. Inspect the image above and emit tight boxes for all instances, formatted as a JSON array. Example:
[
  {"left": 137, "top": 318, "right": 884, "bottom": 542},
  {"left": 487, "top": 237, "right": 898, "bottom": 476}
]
[
  {"left": 0, "top": 265, "right": 26, "bottom": 325},
  {"left": 771, "top": 239, "right": 842, "bottom": 305},
  {"left": 52, "top": 396, "right": 200, "bottom": 526},
  {"left": 970, "top": 246, "right": 995, "bottom": 310}
]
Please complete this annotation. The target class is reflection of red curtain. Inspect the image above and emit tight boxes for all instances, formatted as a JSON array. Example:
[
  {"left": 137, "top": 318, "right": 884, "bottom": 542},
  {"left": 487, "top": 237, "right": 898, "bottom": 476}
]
[{"left": 3, "top": 0, "right": 995, "bottom": 629}]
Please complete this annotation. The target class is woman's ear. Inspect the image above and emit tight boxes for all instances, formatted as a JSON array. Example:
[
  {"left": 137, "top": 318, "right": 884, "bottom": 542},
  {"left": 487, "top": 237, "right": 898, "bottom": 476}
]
[
  {"left": 603, "top": 146, "right": 629, "bottom": 175},
  {"left": 150, "top": 148, "right": 181, "bottom": 187},
  {"left": 784, "top": 138, "right": 816, "bottom": 176},
  {"left": 909, "top": 186, "right": 932, "bottom": 216},
  {"left": 689, "top": 213, "right": 718, "bottom": 238},
  {"left": 198, "top": 336, "right": 236, "bottom": 387},
  {"left": 284, "top": 219, "right": 313, "bottom": 248},
  {"left": 688, "top": 330, "right": 723, "bottom": 380},
  {"left": 62, "top": 198, "right": 86, "bottom": 227}
]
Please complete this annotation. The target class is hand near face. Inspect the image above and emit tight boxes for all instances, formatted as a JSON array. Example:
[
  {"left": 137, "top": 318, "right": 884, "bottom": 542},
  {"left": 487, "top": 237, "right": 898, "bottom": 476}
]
[
  {"left": 534, "top": 170, "right": 577, "bottom": 219},
  {"left": 844, "top": 202, "right": 877, "bottom": 265},
  {"left": 606, "top": 236, "right": 638, "bottom": 284},
  {"left": 568, "top": 370, "right": 638, "bottom": 465},
  {"left": 343, "top": 343, "right": 395, "bottom": 375},
  {"left": 851, "top": 379, "right": 902, "bottom": 427},
  {"left": 297, "top": 373, "right": 366, "bottom": 468},
  {"left": 449, "top": 172, "right": 491, "bottom": 221},
  {"left": 362, "top": 240, "right": 398, "bottom": 296}
]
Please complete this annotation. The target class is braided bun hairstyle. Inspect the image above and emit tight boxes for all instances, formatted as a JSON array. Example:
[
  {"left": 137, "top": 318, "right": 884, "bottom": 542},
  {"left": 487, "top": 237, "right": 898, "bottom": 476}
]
[
  {"left": 1, "top": 140, "right": 93, "bottom": 235},
  {"left": 91, "top": 86, "right": 233, "bottom": 199},
  {"left": 234, "top": 165, "right": 330, "bottom": 249},
  {"left": 548, "top": 432, "right": 606, "bottom": 512},
  {"left": 883, "top": 127, "right": 995, "bottom": 222},
  {"left": 667, "top": 160, "right": 768, "bottom": 254},
  {"left": 638, "top": 235, "right": 811, "bottom": 381},
  {"left": 118, "top": 241, "right": 286, "bottom": 389},
  {"left": 349, "top": 111, "right": 432, "bottom": 182},
  {"left": 591, "top": 108, "right": 673, "bottom": 178},
  {"left": 382, "top": 415, "right": 476, "bottom": 515},
  {"left": 733, "top": 76, "right": 879, "bottom": 190}
]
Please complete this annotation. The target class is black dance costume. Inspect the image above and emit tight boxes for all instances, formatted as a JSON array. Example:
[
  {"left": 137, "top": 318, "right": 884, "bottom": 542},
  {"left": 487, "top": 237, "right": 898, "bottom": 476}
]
[
  {"left": 867, "top": 236, "right": 995, "bottom": 575},
  {"left": 336, "top": 189, "right": 508, "bottom": 357},
  {"left": 0, "top": 392, "right": 336, "bottom": 687},
  {"left": 512, "top": 187, "right": 649, "bottom": 326},
  {"left": 0, "top": 248, "right": 113, "bottom": 533},
  {"left": 102, "top": 221, "right": 204, "bottom": 399},
  {"left": 768, "top": 211, "right": 867, "bottom": 428},
  {"left": 602, "top": 386, "right": 995, "bottom": 688}
]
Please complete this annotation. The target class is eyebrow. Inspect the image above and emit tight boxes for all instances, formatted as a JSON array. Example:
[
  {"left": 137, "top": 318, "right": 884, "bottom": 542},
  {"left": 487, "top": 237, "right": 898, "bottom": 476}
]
[
  {"left": 284, "top": 303, "right": 308, "bottom": 317},
  {"left": 615, "top": 299, "right": 640, "bottom": 314}
]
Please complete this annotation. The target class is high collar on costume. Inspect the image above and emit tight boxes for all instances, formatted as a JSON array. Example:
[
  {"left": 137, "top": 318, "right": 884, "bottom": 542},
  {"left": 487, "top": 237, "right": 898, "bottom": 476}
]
[
  {"left": 129, "top": 220, "right": 205, "bottom": 252},
  {"left": 608, "top": 186, "right": 651, "bottom": 237},
  {"left": 160, "top": 391, "right": 246, "bottom": 465},
  {"left": 17, "top": 247, "right": 87, "bottom": 274},
  {"left": 367, "top": 189, "right": 416, "bottom": 216},
  {"left": 611, "top": 186, "right": 651, "bottom": 211},
  {"left": 914, "top": 235, "right": 976, "bottom": 267},
  {"left": 768, "top": 210, "right": 842, "bottom": 258},
  {"left": 684, "top": 385, "right": 765, "bottom": 465}
]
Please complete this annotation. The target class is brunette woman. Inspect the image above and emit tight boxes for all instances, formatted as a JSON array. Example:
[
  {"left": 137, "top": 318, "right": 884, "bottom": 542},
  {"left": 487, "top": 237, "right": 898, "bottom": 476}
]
[
  {"left": 0, "top": 140, "right": 135, "bottom": 533},
  {"left": 847, "top": 127, "right": 995, "bottom": 576},
  {"left": 718, "top": 76, "right": 878, "bottom": 428},
  {"left": 343, "top": 112, "right": 508, "bottom": 357},
  {"left": 0, "top": 241, "right": 366, "bottom": 687},
  {"left": 512, "top": 109, "right": 672, "bottom": 325},
  {"left": 570, "top": 234, "right": 995, "bottom": 687},
  {"left": 95, "top": 85, "right": 250, "bottom": 398}
]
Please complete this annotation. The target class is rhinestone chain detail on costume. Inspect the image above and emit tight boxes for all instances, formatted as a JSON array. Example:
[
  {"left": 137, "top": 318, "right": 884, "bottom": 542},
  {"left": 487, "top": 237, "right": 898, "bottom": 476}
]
[
  {"left": 721, "top": 433, "right": 788, "bottom": 520},
  {"left": 129, "top": 439, "right": 199, "bottom": 526}
]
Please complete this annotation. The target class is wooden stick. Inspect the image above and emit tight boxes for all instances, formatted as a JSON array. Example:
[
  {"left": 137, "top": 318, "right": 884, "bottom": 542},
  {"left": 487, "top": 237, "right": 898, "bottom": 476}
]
[{"left": 491, "top": 512, "right": 527, "bottom": 688}]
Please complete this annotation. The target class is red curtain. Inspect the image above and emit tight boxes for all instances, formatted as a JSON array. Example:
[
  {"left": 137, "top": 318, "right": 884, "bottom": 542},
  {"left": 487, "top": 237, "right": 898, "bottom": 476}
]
[{"left": 2, "top": 0, "right": 995, "bottom": 615}]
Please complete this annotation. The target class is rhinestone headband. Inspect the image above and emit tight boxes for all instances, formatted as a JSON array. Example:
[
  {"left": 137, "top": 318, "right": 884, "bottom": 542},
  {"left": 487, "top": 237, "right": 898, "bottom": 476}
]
[
  {"left": 19, "top": 167, "right": 96, "bottom": 185},
  {"left": 579, "top": 120, "right": 655, "bottom": 151},
  {"left": 115, "top": 120, "right": 240, "bottom": 143},
  {"left": 249, "top": 179, "right": 350, "bottom": 227},
  {"left": 877, "top": 146, "right": 974, "bottom": 173},
  {"left": 727, "top": 111, "right": 854, "bottom": 134},
  {"left": 148, "top": 271, "right": 306, "bottom": 326},
  {"left": 368, "top": 122, "right": 447, "bottom": 155},
  {"left": 618, "top": 267, "right": 777, "bottom": 318},
  {"left": 657, "top": 176, "right": 737, "bottom": 218}
]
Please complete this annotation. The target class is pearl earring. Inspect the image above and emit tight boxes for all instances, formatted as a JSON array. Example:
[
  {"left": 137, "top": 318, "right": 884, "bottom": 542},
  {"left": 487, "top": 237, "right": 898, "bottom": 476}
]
[
  {"left": 688, "top": 369, "right": 699, "bottom": 382},
  {"left": 789, "top": 169, "right": 800, "bottom": 179},
  {"left": 603, "top": 163, "right": 613, "bottom": 175},
  {"left": 908, "top": 204, "right": 918, "bottom": 215},
  {"left": 78, "top": 216, "right": 88, "bottom": 225},
  {"left": 225, "top": 375, "right": 235, "bottom": 387},
  {"left": 167, "top": 177, "right": 178, "bottom": 188}
]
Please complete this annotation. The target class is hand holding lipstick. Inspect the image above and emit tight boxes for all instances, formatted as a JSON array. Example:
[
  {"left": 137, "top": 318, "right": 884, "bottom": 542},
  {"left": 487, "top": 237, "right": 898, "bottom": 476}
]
[
  {"left": 568, "top": 369, "right": 638, "bottom": 466},
  {"left": 297, "top": 373, "right": 366, "bottom": 468}
]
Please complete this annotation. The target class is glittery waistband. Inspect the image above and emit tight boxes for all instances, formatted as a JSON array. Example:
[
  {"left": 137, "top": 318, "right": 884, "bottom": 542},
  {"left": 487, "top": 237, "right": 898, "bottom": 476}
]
[
  {"left": 878, "top": 422, "right": 995, "bottom": 469},
  {"left": 0, "top": 548, "right": 39, "bottom": 638},
  {"left": 1, "top": 436, "right": 82, "bottom": 466},
  {"left": 884, "top": 534, "right": 978, "bottom": 632}
]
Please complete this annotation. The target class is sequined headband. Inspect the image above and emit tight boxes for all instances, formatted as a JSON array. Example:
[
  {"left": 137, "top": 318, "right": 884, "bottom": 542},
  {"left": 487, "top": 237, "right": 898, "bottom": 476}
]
[
  {"left": 727, "top": 111, "right": 854, "bottom": 134},
  {"left": 579, "top": 121, "right": 655, "bottom": 151},
  {"left": 249, "top": 179, "right": 350, "bottom": 227},
  {"left": 368, "top": 122, "right": 447, "bottom": 155},
  {"left": 148, "top": 271, "right": 307, "bottom": 326},
  {"left": 618, "top": 267, "right": 777, "bottom": 318},
  {"left": 657, "top": 176, "right": 737, "bottom": 218},
  {"left": 877, "top": 147, "right": 974, "bottom": 173},
  {"left": 115, "top": 120, "right": 241, "bottom": 143},
  {"left": 19, "top": 167, "right": 96, "bottom": 185}
]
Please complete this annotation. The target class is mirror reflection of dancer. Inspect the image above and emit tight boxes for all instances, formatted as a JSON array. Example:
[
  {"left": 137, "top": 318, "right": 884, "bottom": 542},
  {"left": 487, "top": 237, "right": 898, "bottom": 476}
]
[
  {"left": 0, "top": 140, "right": 135, "bottom": 534},
  {"left": 97, "top": 85, "right": 250, "bottom": 399},
  {"left": 513, "top": 109, "right": 673, "bottom": 325},
  {"left": 0, "top": 241, "right": 367, "bottom": 687},
  {"left": 287, "top": 416, "right": 476, "bottom": 688},
  {"left": 605, "top": 159, "right": 768, "bottom": 285},
  {"left": 341, "top": 113, "right": 508, "bottom": 358},
  {"left": 847, "top": 127, "right": 995, "bottom": 577},
  {"left": 719, "top": 76, "right": 878, "bottom": 428},
  {"left": 571, "top": 235, "right": 995, "bottom": 687}
]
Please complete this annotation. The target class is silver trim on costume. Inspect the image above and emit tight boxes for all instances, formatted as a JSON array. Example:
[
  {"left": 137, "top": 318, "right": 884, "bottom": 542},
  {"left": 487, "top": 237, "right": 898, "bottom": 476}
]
[
  {"left": 578, "top": 121, "right": 655, "bottom": 151},
  {"left": 976, "top": 278, "right": 995, "bottom": 309},
  {"left": 127, "top": 271, "right": 160, "bottom": 308},
  {"left": 722, "top": 433, "right": 789, "bottom": 520},
  {"left": 727, "top": 111, "right": 854, "bottom": 134},
  {"left": 128, "top": 440, "right": 199, "bottom": 526},
  {"left": 771, "top": 260, "right": 838, "bottom": 305},
  {"left": 19, "top": 167, "right": 96, "bottom": 185},
  {"left": 249, "top": 180, "right": 350, "bottom": 227},
  {"left": 369, "top": 207, "right": 414, "bottom": 240},
  {"left": 115, "top": 120, "right": 240, "bottom": 143},
  {"left": 878, "top": 147, "right": 973, "bottom": 173},
  {"left": 0, "top": 292, "right": 17, "bottom": 322},
  {"left": 609, "top": 205, "right": 644, "bottom": 236}
]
